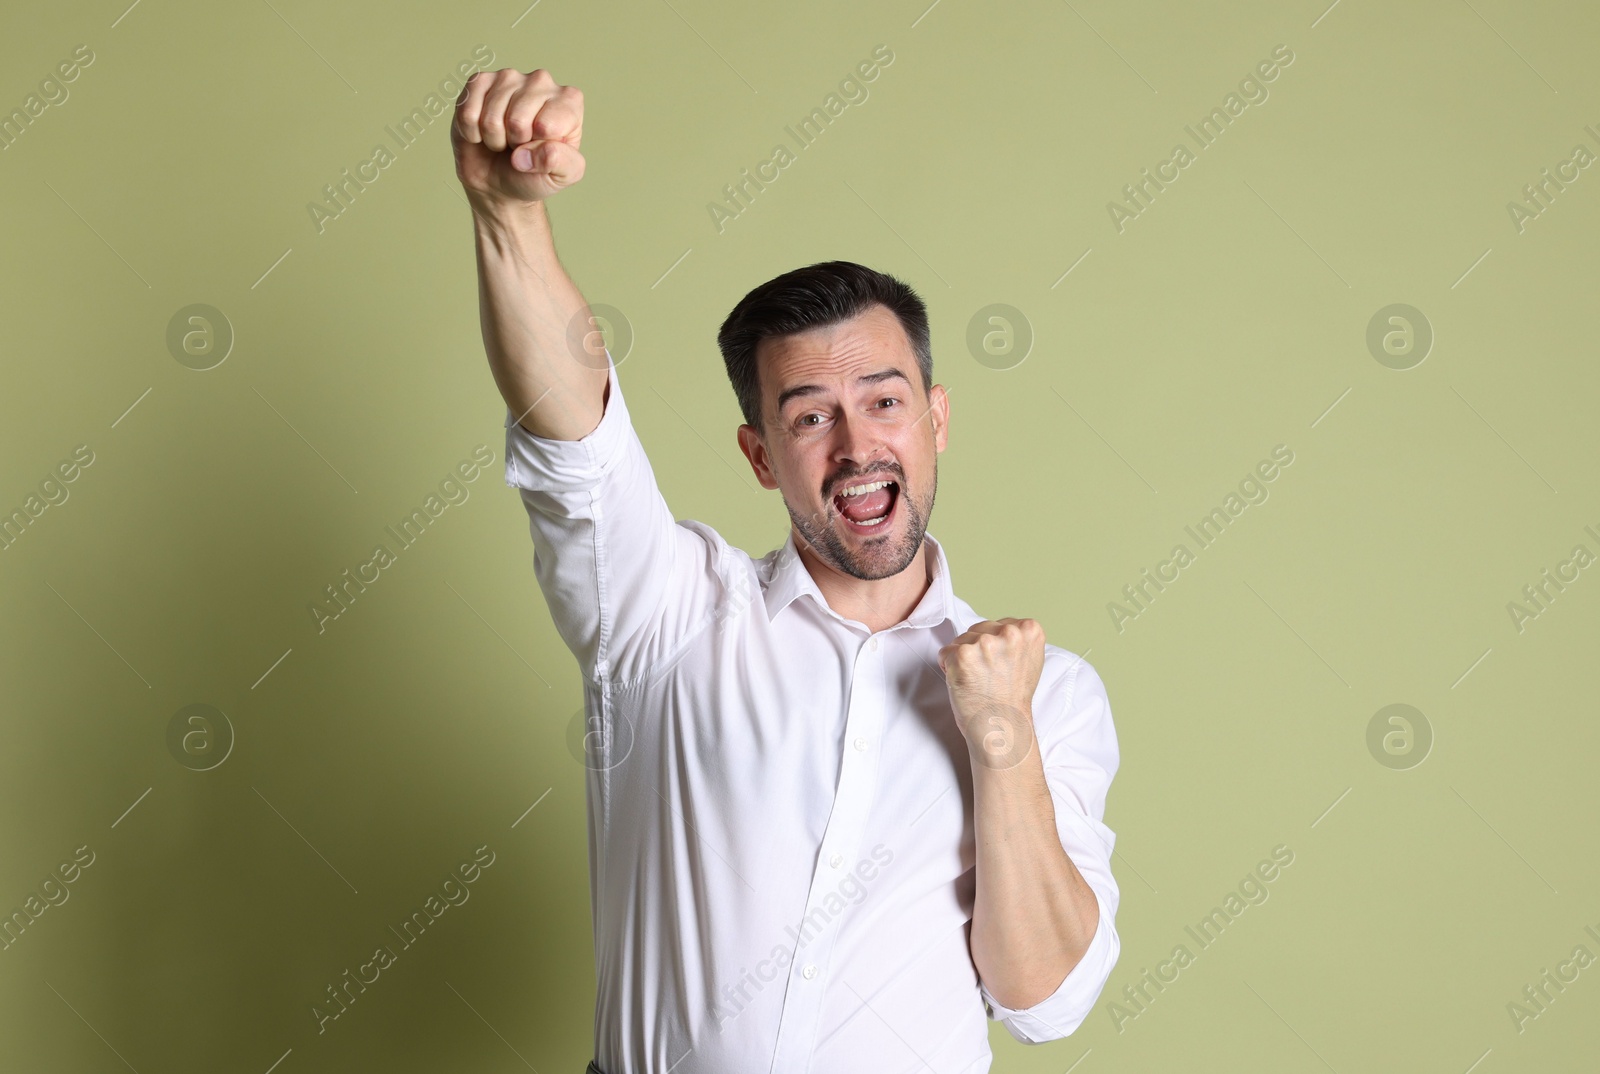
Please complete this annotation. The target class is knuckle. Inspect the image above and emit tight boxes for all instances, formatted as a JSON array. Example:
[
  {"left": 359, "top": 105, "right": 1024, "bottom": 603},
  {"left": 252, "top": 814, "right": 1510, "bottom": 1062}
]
[{"left": 505, "top": 99, "right": 537, "bottom": 125}]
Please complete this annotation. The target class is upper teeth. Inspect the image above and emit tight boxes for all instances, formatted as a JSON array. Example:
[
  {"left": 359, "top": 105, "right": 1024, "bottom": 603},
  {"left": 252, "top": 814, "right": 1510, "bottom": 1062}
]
[{"left": 838, "top": 479, "right": 892, "bottom": 498}]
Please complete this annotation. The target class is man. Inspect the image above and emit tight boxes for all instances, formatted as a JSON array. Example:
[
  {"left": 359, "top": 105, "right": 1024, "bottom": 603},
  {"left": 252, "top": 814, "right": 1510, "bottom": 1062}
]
[{"left": 452, "top": 66, "right": 1122, "bottom": 1074}]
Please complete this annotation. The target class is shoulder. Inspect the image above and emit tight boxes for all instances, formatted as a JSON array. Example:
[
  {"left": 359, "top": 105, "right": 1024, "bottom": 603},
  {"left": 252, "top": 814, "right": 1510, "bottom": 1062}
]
[
  {"left": 675, "top": 518, "right": 769, "bottom": 610},
  {"left": 948, "top": 597, "right": 1111, "bottom": 725},
  {"left": 1034, "top": 643, "right": 1117, "bottom": 774},
  {"left": 1041, "top": 642, "right": 1104, "bottom": 710},
  {"left": 950, "top": 594, "right": 1104, "bottom": 703}
]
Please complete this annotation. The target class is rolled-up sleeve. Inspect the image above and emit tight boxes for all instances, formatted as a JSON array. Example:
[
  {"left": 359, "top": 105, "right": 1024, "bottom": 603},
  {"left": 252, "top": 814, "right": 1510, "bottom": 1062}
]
[
  {"left": 979, "top": 654, "right": 1122, "bottom": 1042},
  {"left": 502, "top": 349, "right": 733, "bottom": 687}
]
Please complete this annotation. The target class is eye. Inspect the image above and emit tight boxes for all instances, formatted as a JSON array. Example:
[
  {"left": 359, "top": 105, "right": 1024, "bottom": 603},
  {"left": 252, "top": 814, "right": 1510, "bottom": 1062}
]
[
  {"left": 798, "top": 413, "right": 824, "bottom": 427},
  {"left": 876, "top": 397, "right": 900, "bottom": 409}
]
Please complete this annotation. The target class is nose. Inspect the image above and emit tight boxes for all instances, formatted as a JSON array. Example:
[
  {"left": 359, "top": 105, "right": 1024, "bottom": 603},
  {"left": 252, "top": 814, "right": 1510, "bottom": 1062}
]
[{"left": 831, "top": 410, "right": 890, "bottom": 474}]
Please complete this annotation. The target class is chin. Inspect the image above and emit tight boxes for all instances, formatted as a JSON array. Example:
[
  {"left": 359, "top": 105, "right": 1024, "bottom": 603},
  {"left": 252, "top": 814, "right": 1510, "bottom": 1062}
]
[
  {"left": 828, "top": 495, "right": 930, "bottom": 581},
  {"left": 785, "top": 470, "right": 936, "bottom": 582}
]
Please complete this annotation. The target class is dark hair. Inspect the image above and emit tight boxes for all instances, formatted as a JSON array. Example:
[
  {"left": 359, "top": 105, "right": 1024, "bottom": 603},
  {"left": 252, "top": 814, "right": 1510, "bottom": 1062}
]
[{"left": 717, "top": 260, "right": 932, "bottom": 431}]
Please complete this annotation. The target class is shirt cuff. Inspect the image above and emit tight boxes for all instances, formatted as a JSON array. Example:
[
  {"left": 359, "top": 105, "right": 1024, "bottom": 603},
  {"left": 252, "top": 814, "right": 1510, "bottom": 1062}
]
[
  {"left": 503, "top": 348, "right": 626, "bottom": 492},
  {"left": 979, "top": 884, "right": 1120, "bottom": 1043}
]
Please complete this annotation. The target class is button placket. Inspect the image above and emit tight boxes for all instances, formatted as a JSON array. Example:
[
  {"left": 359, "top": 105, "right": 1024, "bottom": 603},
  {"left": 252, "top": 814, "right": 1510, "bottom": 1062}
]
[{"left": 767, "top": 632, "right": 890, "bottom": 1065}]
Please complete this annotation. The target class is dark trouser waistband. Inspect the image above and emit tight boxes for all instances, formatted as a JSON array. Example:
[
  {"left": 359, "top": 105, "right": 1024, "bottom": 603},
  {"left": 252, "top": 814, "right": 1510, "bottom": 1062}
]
[{"left": 586, "top": 1062, "right": 604, "bottom": 1074}]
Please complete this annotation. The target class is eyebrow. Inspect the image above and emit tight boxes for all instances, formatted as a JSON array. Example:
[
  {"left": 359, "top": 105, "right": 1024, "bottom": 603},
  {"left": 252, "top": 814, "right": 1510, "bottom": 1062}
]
[{"left": 775, "top": 368, "right": 913, "bottom": 415}]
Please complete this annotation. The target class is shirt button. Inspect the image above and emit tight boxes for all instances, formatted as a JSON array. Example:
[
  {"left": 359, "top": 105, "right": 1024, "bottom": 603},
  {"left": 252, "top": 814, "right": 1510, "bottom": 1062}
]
[
  {"left": 802, "top": 964, "right": 817, "bottom": 980},
  {"left": 854, "top": 736, "right": 868, "bottom": 751},
  {"left": 869, "top": 637, "right": 879, "bottom": 651},
  {"left": 829, "top": 852, "right": 843, "bottom": 868}
]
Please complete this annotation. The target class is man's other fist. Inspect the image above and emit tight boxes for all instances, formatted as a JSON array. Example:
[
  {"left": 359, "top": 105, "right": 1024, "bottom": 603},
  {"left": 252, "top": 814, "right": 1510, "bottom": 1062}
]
[
  {"left": 452, "top": 68, "right": 585, "bottom": 207},
  {"left": 938, "top": 618, "right": 1047, "bottom": 770}
]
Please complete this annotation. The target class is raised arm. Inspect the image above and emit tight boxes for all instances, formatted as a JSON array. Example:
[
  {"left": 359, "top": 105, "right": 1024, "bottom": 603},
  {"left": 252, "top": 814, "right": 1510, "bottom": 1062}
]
[
  {"left": 451, "top": 67, "right": 606, "bottom": 441},
  {"left": 453, "top": 67, "right": 741, "bottom": 689}
]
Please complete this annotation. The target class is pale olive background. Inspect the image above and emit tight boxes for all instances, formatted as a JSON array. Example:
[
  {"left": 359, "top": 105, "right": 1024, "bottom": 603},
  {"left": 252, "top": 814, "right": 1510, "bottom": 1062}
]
[{"left": 2, "top": 0, "right": 1597, "bottom": 1071}]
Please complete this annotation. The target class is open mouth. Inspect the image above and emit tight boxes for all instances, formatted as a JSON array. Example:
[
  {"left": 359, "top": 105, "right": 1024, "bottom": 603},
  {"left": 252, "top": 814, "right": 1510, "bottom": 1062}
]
[{"left": 832, "top": 479, "right": 898, "bottom": 534}]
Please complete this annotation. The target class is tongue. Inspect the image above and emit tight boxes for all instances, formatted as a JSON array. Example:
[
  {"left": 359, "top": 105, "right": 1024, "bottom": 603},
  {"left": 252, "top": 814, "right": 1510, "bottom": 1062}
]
[{"left": 838, "top": 487, "right": 892, "bottom": 523}]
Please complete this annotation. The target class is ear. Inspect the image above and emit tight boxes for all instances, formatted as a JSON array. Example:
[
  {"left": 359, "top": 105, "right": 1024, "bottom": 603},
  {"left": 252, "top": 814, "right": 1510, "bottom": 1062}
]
[
  {"left": 929, "top": 384, "right": 950, "bottom": 454},
  {"left": 737, "top": 424, "right": 780, "bottom": 490}
]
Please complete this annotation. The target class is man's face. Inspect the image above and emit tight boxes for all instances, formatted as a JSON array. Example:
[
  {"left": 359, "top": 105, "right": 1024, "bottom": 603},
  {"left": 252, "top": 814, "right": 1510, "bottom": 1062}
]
[{"left": 735, "top": 304, "right": 949, "bottom": 581}]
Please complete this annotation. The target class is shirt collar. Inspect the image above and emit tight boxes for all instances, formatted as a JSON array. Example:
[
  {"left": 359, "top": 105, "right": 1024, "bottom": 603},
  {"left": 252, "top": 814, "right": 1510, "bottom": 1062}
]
[{"left": 762, "top": 529, "right": 959, "bottom": 632}]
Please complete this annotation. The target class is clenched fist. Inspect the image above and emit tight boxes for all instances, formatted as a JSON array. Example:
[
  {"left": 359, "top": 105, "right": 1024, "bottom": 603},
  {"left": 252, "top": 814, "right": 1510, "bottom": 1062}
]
[
  {"left": 937, "top": 618, "right": 1046, "bottom": 770},
  {"left": 452, "top": 68, "right": 585, "bottom": 207}
]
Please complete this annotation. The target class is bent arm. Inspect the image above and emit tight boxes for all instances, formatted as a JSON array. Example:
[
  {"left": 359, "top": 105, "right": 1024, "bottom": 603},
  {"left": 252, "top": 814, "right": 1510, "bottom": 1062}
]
[
  {"left": 969, "top": 738, "right": 1102, "bottom": 1009},
  {"left": 975, "top": 656, "right": 1122, "bottom": 1042}
]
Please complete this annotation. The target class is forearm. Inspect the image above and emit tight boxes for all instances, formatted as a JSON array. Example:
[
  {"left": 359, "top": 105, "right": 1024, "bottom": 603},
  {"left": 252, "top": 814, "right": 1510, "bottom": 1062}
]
[
  {"left": 968, "top": 721, "right": 1101, "bottom": 1010},
  {"left": 470, "top": 191, "right": 606, "bottom": 442}
]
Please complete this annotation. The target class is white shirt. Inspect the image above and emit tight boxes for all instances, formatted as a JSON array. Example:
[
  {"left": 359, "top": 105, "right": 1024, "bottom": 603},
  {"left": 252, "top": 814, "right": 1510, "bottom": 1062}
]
[{"left": 502, "top": 352, "right": 1122, "bottom": 1074}]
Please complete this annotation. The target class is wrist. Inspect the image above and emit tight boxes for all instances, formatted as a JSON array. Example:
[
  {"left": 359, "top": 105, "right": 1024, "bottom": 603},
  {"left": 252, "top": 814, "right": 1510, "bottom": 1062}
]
[
  {"left": 470, "top": 195, "right": 549, "bottom": 244},
  {"left": 959, "top": 703, "right": 1036, "bottom": 771}
]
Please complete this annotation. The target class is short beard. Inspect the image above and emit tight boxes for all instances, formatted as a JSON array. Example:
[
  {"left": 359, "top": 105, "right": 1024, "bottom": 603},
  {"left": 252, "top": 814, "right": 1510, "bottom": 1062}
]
[{"left": 785, "top": 461, "right": 937, "bottom": 582}]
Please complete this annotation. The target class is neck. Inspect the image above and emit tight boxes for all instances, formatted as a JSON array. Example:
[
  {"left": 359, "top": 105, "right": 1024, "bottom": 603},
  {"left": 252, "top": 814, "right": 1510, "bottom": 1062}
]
[{"left": 792, "top": 529, "right": 932, "bottom": 633}]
